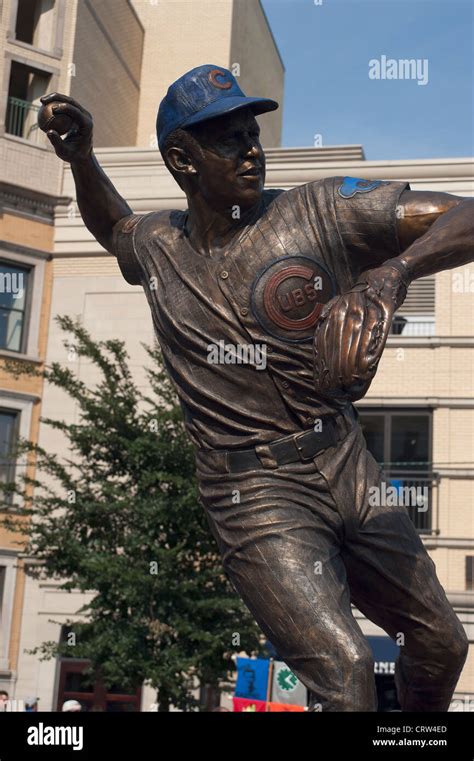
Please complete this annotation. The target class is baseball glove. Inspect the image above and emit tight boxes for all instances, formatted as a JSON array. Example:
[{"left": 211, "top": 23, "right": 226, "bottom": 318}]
[{"left": 313, "top": 259, "right": 411, "bottom": 402}]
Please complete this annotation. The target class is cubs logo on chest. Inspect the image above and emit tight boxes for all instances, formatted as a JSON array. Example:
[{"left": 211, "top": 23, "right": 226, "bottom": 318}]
[{"left": 251, "top": 256, "right": 335, "bottom": 343}]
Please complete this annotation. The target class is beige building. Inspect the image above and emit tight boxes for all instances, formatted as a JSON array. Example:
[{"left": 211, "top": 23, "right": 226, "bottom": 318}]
[{"left": 10, "top": 143, "right": 472, "bottom": 711}]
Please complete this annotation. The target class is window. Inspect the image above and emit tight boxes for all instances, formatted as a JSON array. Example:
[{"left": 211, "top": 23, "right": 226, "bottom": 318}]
[
  {"left": 466, "top": 557, "right": 474, "bottom": 592},
  {"left": 56, "top": 627, "right": 142, "bottom": 711},
  {"left": 392, "top": 276, "right": 435, "bottom": 337},
  {"left": 0, "top": 250, "right": 45, "bottom": 359},
  {"left": 360, "top": 412, "right": 431, "bottom": 470},
  {"left": 56, "top": 661, "right": 142, "bottom": 713},
  {"left": 0, "top": 411, "right": 20, "bottom": 496},
  {"left": 15, "top": 0, "right": 56, "bottom": 50},
  {"left": 6, "top": 62, "right": 51, "bottom": 144},
  {"left": 0, "top": 262, "right": 31, "bottom": 352},
  {"left": 359, "top": 410, "right": 435, "bottom": 532}
]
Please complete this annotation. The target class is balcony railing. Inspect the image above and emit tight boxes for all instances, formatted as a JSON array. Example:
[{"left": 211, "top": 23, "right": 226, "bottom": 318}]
[
  {"left": 380, "top": 468, "right": 440, "bottom": 533},
  {"left": 390, "top": 316, "right": 435, "bottom": 337},
  {"left": 5, "top": 96, "right": 43, "bottom": 144}
]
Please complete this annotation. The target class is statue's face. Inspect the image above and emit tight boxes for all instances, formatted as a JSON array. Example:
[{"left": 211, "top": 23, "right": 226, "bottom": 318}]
[{"left": 190, "top": 108, "right": 265, "bottom": 211}]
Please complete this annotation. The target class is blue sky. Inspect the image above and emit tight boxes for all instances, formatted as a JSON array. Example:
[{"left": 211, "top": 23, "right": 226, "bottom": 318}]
[{"left": 261, "top": 0, "right": 474, "bottom": 159}]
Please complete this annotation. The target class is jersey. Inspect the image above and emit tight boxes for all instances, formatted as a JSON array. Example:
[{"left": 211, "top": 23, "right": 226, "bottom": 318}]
[{"left": 113, "top": 176, "right": 409, "bottom": 451}]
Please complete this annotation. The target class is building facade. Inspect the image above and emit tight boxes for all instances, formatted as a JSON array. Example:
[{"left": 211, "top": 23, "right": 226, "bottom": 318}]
[
  {"left": 0, "top": 0, "right": 77, "bottom": 701},
  {"left": 0, "top": 0, "right": 140, "bottom": 703}
]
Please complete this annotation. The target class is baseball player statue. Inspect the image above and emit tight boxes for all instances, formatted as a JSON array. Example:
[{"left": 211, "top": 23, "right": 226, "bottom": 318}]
[{"left": 40, "top": 65, "right": 473, "bottom": 712}]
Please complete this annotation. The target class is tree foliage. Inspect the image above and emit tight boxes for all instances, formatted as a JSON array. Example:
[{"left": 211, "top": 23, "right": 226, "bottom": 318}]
[{"left": 1, "top": 316, "right": 263, "bottom": 710}]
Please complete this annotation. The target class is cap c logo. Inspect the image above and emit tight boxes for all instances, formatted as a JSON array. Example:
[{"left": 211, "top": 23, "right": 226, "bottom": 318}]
[{"left": 208, "top": 69, "right": 232, "bottom": 90}]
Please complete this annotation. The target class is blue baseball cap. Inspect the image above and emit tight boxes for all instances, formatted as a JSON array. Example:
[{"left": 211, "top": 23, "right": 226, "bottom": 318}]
[{"left": 156, "top": 64, "right": 279, "bottom": 153}]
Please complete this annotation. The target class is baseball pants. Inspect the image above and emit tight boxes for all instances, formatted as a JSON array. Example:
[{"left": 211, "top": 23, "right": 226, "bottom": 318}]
[{"left": 196, "top": 411, "right": 468, "bottom": 711}]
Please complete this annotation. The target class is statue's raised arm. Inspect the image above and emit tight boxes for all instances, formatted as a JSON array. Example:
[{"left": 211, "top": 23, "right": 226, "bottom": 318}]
[{"left": 39, "top": 93, "right": 134, "bottom": 255}]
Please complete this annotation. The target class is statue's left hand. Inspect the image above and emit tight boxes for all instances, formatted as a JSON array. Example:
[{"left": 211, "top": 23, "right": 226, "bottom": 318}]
[{"left": 313, "top": 262, "right": 410, "bottom": 402}]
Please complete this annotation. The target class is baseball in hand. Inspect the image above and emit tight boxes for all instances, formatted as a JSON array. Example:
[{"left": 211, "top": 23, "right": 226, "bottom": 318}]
[{"left": 37, "top": 102, "right": 74, "bottom": 135}]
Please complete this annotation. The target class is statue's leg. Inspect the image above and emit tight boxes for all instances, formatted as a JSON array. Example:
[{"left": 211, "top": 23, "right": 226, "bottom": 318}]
[
  {"left": 332, "top": 428, "right": 469, "bottom": 712},
  {"left": 197, "top": 454, "right": 377, "bottom": 712}
]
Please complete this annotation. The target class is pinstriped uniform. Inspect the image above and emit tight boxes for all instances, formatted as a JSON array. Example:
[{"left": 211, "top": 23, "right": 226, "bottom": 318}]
[{"left": 113, "top": 176, "right": 467, "bottom": 711}]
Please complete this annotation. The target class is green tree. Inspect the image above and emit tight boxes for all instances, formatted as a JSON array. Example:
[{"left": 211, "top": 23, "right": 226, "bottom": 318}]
[{"left": 1, "top": 316, "right": 263, "bottom": 711}]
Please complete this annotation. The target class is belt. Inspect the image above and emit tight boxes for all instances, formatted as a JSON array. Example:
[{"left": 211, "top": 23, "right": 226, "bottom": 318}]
[{"left": 220, "top": 406, "right": 358, "bottom": 474}]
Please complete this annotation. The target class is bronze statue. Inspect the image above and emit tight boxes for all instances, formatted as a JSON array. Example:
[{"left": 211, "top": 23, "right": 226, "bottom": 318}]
[{"left": 40, "top": 65, "right": 473, "bottom": 712}]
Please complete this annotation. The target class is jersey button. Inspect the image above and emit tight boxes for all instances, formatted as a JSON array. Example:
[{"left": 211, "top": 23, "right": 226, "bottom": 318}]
[
  {"left": 281, "top": 380, "right": 289, "bottom": 389},
  {"left": 220, "top": 270, "right": 229, "bottom": 279},
  {"left": 240, "top": 307, "right": 248, "bottom": 316}
]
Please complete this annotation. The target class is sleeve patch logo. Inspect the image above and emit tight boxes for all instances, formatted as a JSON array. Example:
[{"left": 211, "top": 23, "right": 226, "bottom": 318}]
[
  {"left": 251, "top": 256, "right": 335, "bottom": 343},
  {"left": 338, "top": 177, "right": 389, "bottom": 199}
]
